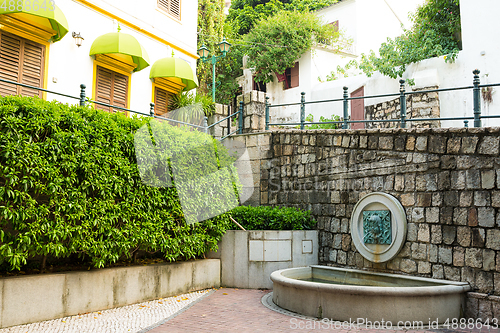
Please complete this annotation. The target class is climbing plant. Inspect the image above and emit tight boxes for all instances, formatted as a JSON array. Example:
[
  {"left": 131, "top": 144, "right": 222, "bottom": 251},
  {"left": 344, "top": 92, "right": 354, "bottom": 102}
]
[
  {"left": 358, "top": 0, "right": 461, "bottom": 79},
  {"left": 243, "top": 10, "right": 341, "bottom": 84}
]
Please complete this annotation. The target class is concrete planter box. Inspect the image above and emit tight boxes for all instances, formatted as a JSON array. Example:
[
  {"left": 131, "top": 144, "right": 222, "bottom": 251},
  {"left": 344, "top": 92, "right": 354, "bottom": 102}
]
[
  {"left": 0, "top": 259, "right": 220, "bottom": 328},
  {"left": 208, "top": 230, "right": 318, "bottom": 289}
]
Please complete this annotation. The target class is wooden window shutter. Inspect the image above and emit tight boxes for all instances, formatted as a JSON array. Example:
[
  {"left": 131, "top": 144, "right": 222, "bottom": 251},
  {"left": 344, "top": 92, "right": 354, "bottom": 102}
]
[
  {"left": 158, "top": 0, "right": 181, "bottom": 19},
  {"left": 290, "top": 62, "right": 299, "bottom": 88},
  {"left": 0, "top": 31, "right": 44, "bottom": 97},
  {"left": 95, "top": 65, "right": 129, "bottom": 113},
  {"left": 20, "top": 40, "right": 45, "bottom": 97},
  {"left": 154, "top": 86, "right": 170, "bottom": 117}
]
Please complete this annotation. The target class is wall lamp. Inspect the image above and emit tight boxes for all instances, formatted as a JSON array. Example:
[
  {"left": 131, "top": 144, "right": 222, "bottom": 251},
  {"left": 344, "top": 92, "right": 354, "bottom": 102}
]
[{"left": 72, "top": 32, "right": 84, "bottom": 47}]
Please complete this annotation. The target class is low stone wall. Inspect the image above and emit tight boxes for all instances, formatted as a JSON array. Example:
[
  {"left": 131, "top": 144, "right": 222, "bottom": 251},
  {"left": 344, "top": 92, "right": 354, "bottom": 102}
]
[
  {"left": 208, "top": 103, "right": 231, "bottom": 139},
  {"left": 0, "top": 259, "right": 220, "bottom": 328},
  {"left": 224, "top": 127, "right": 500, "bottom": 320},
  {"left": 208, "top": 230, "right": 318, "bottom": 289},
  {"left": 365, "top": 86, "right": 441, "bottom": 129}
]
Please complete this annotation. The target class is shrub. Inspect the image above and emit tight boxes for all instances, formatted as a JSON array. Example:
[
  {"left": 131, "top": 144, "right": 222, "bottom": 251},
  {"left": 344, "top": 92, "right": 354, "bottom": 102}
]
[
  {"left": 0, "top": 96, "right": 238, "bottom": 271},
  {"left": 229, "top": 205, "right": 316, "bottom": 230},
  {"left": 304, "top": 113, "right": 341, "bottom": 130}
]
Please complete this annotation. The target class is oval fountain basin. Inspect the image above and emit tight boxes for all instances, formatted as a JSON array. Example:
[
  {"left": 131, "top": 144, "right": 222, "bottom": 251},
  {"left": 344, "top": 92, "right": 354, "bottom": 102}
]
[{"left": 271, "top": 265, "right": 470, "bottom": 324}]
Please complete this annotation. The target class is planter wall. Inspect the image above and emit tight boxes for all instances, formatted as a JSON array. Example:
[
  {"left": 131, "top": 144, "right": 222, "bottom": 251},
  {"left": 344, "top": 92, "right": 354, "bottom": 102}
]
[
  {"left": 208, "top": 230, "right": 318, "bottom": 289},
  {"left": 0, "top": 259, "right": 220, "bottom": 328}
]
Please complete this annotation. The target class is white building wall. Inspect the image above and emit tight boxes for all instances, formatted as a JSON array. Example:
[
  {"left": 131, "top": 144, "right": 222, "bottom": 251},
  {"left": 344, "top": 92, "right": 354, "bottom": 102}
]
[
  {"left": 42, "top": 0, "right": 198, "bottom": 114},
  {"left": 309, "top": 0, "right": 500, "bottom": 128},
  {"left": 263, "top": 0, "right": 424, "bottom": 124}
]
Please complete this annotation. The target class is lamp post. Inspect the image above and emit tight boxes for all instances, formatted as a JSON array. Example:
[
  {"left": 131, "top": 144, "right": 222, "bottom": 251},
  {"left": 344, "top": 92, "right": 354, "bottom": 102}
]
[{"left": 197, "top": 38, "right": 231, "bottom": 102}]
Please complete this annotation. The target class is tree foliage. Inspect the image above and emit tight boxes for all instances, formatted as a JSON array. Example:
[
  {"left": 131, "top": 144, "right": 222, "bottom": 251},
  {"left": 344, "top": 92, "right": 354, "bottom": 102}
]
[
  {"left": 197, "top": 0, "right": 242, "bottom": 105},
  {"left": 228, "top": 0, "right": 339, "bottom": 35},
  {"left": 358, "top": 0, "right": 461, "bottom": 79},
  {"left": 243, "top": 10, "right": 340, "bottom": 84}
]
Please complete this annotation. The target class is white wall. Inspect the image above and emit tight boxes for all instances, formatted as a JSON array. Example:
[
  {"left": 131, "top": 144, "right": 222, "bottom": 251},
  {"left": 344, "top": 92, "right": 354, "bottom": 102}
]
[
  {"left": 308, "top": 0, "right": 500, "bottom": 128},
  {"left": 264, "top": 0, "right": 425, "bottom": 123},
  {"left": 43, "top": 0, "right": 198, "bottom": 114}
]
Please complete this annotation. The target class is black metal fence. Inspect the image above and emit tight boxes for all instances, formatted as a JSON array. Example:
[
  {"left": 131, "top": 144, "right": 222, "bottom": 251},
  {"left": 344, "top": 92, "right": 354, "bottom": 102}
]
[
  {"left": 0, "top": 78, "right": 244, "bottom": 140},
  {"left": 264, "top": 69, "right": 500, "bottom": 130}
]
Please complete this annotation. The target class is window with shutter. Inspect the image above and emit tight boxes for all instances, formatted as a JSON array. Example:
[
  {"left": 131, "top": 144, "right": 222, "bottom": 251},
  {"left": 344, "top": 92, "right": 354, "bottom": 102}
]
[
  {"left": 95, "top": 65, "right": 129, "bottom": 113},
  {"left": 158, "top": 0, "right": 181, "bottom": 20},
  {"left": 154, "top": 86, "right": 173, "bottom": 117},
  {"left": 284, "top": 62, "right": 299, "bottom": 90},
  {"left": 330, "top": 20, "right": 339, "bottom": 32},
  {"left": 0, "top": 31, "right": 45, "bottom": 97}
]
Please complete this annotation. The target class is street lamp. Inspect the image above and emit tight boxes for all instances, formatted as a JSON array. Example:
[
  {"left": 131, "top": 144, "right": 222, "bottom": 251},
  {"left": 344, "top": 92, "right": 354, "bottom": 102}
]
[{"left": 197, "top": 38, "right": 231, "bottom": 102}]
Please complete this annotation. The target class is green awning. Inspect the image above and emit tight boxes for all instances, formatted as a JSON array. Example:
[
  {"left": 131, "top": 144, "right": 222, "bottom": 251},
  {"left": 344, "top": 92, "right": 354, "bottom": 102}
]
[
  {"left": 90, "top": 32, "right": 150, "bottom": 72},
  {"left": 150, "top": 57, "right": 198, "bottom": 91},
  {"left": 0, "top": 2, "right": 69, "bottom": 42}
]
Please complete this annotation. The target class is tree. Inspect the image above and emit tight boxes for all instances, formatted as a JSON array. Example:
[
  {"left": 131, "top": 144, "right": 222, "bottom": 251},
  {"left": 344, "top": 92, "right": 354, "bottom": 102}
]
[
  {"left": 228, "top": 0, "right": 338, "bottom": 35},
  {"left": 358, "top": 0, "right": 461, "bottom": 79},
  {"left": 197, "top": 0, "right": 243, "bottom": 105},
  {"left": 243, "top": 10, "right": 341, "bottom": 84}
]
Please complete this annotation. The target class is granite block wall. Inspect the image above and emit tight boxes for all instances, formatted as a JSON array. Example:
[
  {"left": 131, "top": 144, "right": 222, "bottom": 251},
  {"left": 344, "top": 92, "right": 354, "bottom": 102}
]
[
  {"left": 224, "top": 127, "right": 500, "bottom": 320},
  {"left": 365, "top": 86, "right": 441, "bottom": 129}
]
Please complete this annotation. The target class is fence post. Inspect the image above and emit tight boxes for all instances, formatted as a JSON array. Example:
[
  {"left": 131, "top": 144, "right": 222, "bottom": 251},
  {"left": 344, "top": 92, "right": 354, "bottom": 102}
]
[
  {"left": 343, "top": 86, "right": 349, "bottom": 129},
  {"left": 473, "top": 69, "right": 481, "bottom": 128},
  {"left": 238, "top": 101, "right": 243, "bottom": 134},
  {"left": 399, "top": 79, "right": 407, "bottom": 128},
  {"left": 203, "top": 116, "right": 208, "bottom": 134},
  {"left": 150, "top": 103, "right": 155, "bottom": 117},
  {"left": 265, "top": 96, "right": 270, "bottom": 130},
  {"left": 300, "top": 92, "right": 306, "bottom": 130},
  {"left": 79, "top": 84, "right": 86, "bottom": 107},
  {"left": 227, "top": 105, "right": 231, "bottom": 136}
]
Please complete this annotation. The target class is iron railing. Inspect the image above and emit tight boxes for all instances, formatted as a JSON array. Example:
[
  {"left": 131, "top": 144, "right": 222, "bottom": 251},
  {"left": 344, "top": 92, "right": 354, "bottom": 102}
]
[
  {"left": 265, "top": 69, "right": 500, "bottom": 130},
  {"left": 0, "top": 78, "right": 243, "bottom": 140}
]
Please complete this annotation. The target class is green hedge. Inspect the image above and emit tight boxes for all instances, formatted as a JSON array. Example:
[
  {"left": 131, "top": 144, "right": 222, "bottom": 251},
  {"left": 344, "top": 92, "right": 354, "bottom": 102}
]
[
  {"left": 0, "top": 96, "right": 239, "bottom": 270},
  {"left": 229, "top": 206, "right": 316, "bottom": 230}
]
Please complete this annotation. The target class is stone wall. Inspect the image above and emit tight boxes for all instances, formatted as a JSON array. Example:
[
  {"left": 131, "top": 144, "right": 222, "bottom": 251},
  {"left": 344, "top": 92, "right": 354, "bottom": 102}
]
[
  {"left": 208, "top": 104, "right": 231, "bottom": 139},
  {"left": 236, "top": 90, "right": 267, "bottom": 134},
  {"left": 365, "top": 87, "right": 441, "bottom": 129},
  {"left": 223, "top": 127, "right": 500, "bottom": 320}
]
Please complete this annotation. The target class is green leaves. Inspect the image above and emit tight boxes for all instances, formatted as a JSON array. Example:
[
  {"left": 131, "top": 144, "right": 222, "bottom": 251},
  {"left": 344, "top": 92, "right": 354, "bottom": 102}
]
[
  {"left": 358, "top": 0, "right": 461, "bottom": 80},
  {"left": 0, "top": 96, "right": 238, "bottom": 271},
  {"left": 230, "top": 205, "right": 316, "bottom": 230},
  {"left": 243, "top": 10, "right": 341, "bottom": 84}
]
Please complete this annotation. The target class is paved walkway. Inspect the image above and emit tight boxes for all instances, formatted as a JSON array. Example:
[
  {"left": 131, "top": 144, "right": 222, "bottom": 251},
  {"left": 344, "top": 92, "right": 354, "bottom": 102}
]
[{"left": 147, "top": 288, "right": 499, "bottom": 333}]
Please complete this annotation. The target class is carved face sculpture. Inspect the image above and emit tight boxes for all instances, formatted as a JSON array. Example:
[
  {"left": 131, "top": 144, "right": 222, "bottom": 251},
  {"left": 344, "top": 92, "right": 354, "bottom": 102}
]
[{"left": 369, "top": 214, "right": 383, "bottom": 240}]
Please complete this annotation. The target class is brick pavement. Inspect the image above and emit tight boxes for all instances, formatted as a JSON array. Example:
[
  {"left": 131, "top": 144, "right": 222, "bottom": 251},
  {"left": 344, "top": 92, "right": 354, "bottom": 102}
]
[{"left": 146, "top": 288, "right": 499, "bottom": 333}]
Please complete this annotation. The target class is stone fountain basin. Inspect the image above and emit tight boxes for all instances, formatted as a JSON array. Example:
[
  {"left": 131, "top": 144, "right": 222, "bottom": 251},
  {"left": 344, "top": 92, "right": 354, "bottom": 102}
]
[{"left": 271, "top": 265, "right": 470, "bottom": 324}]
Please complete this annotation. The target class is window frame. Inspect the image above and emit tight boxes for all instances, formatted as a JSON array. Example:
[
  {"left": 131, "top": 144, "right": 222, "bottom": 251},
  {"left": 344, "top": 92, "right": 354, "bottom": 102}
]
[
  {"left": 284, "top": 62, "right": 299, "bottom": 90},
  {"left": 0, "top": 29, "right": 50, "bottom": 99},
  {"left": 152, "top": 84, "right": 174, "bottom": 117},
  {"left": 92, "top": 59, "right": 132, "bottom": 116}
]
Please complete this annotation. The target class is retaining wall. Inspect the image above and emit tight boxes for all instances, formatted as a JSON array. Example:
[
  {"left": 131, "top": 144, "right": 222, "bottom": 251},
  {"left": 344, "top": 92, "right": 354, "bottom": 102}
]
[
  {"left": 0, "top": 259, "right": 220, "bottom": 328},
  {"left": 365, "top": 86, "right": 441, "bottom": 129},
  {"left": 208, "top": 230, "right": 318, "bottom": 289},
  {"left": 223, "top": 127, "right": 500, "bottom": 320}
]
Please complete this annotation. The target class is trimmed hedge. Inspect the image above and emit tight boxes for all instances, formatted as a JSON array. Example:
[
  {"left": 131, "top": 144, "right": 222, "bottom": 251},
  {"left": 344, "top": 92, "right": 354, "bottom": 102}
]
[
  {"left": 229, "top": 205, "right": 316, "bottom": 230},
  {"left": 0, "top": 96, "right": 238, "bottom": 270}
]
